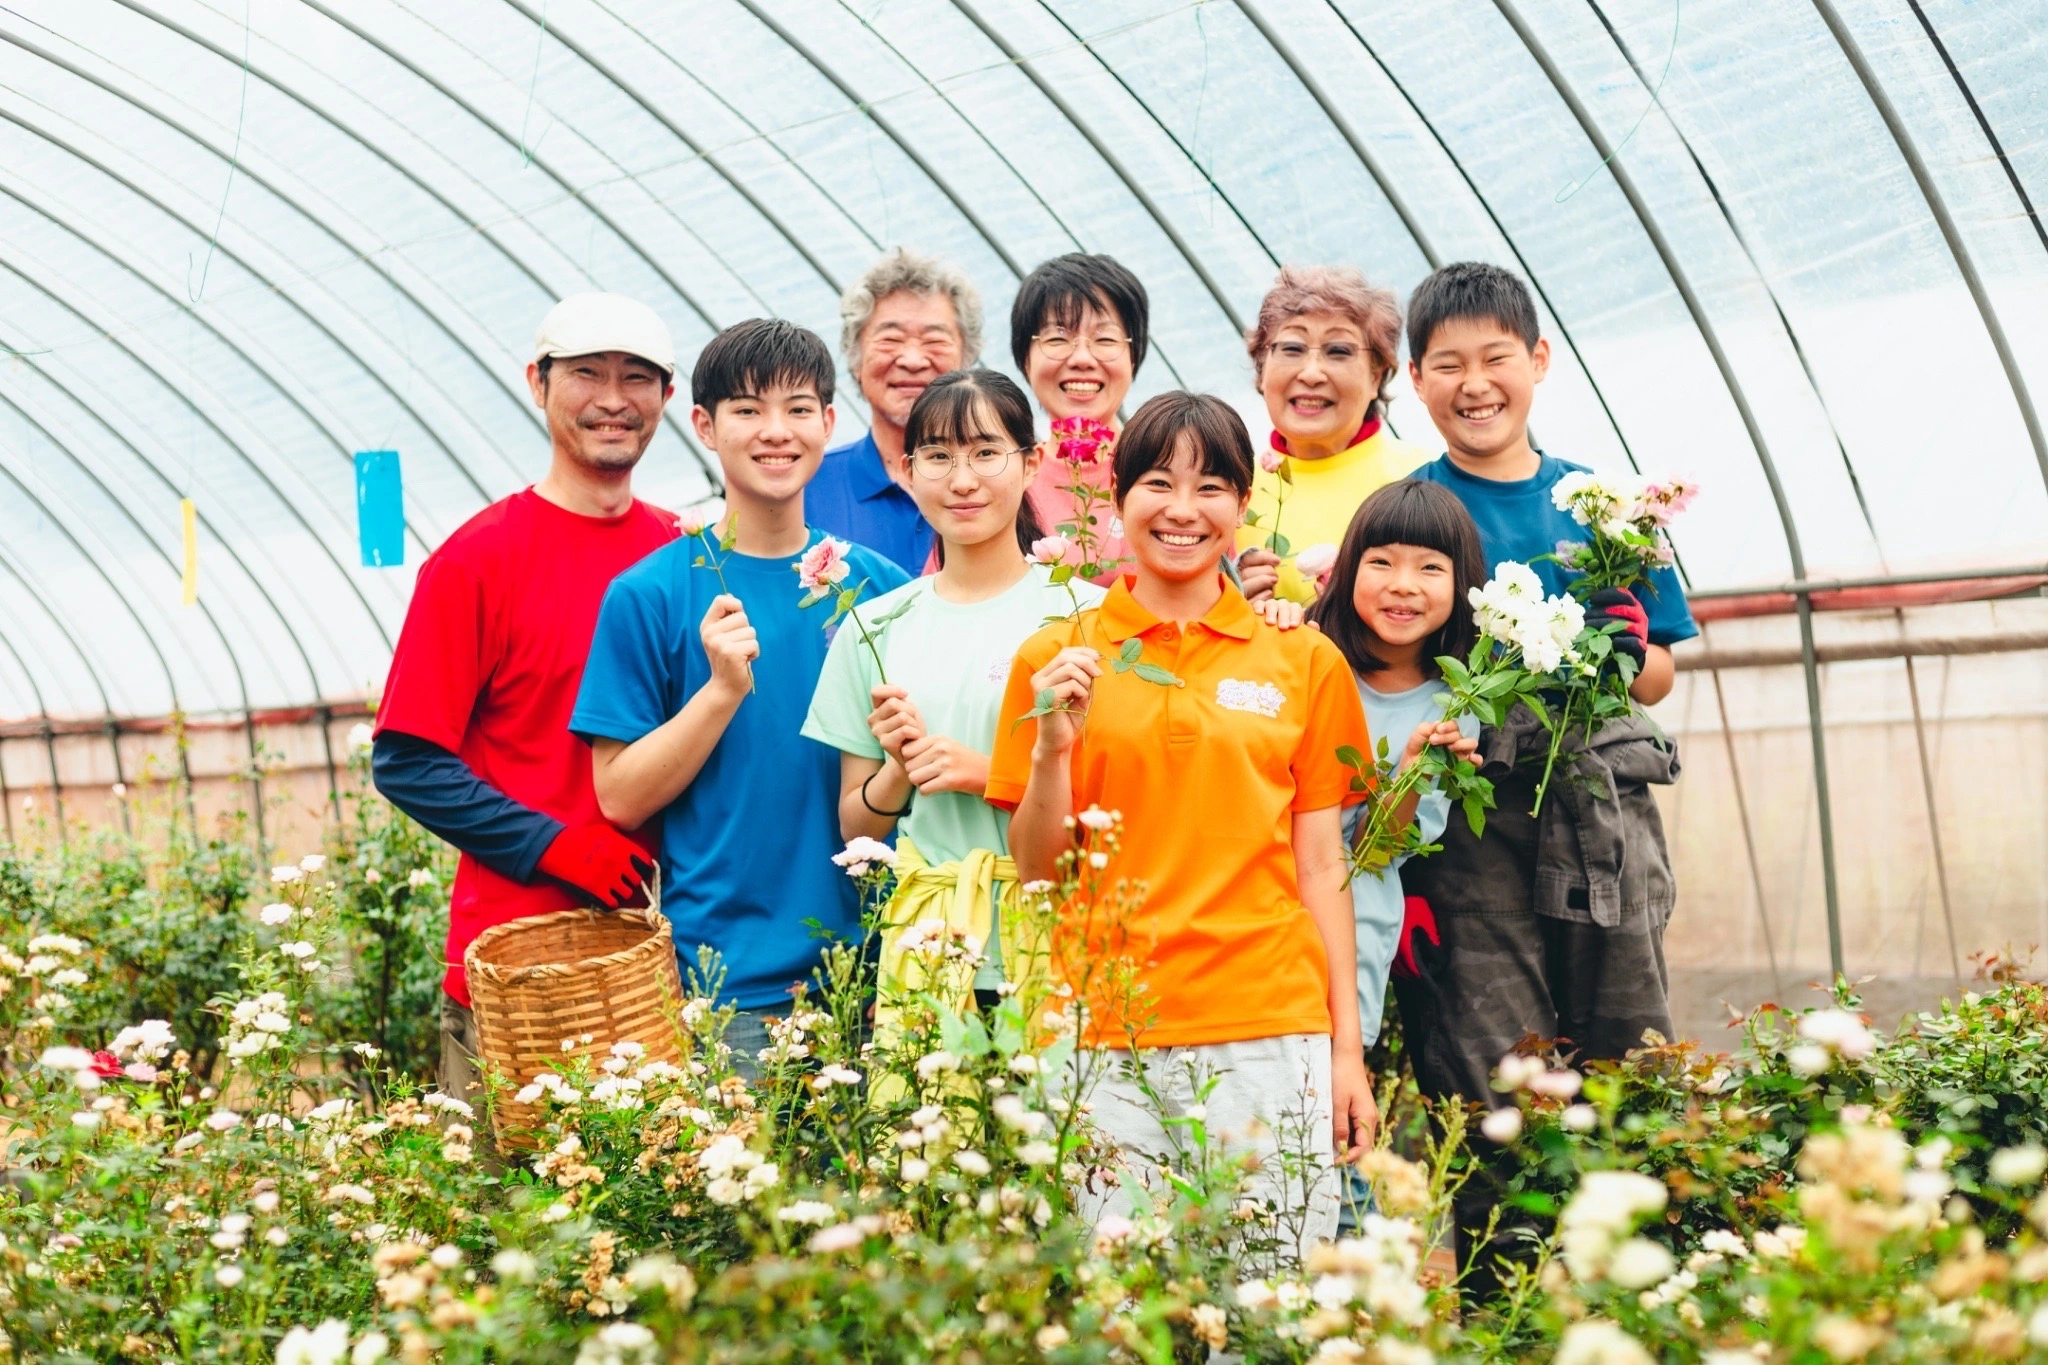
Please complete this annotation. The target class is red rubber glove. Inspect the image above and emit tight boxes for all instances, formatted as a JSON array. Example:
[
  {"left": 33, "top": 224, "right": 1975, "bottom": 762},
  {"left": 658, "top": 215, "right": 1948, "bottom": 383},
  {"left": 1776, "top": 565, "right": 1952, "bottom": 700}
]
[
  {"left": 537, "top": 822, "right": 654, "bottom": 909},
  {"left": 1586, "top": 587, "right": 1649, "bottom": 665},
  {"left": 1392, "top": 895, "right": 1441, "bottom": 980}
]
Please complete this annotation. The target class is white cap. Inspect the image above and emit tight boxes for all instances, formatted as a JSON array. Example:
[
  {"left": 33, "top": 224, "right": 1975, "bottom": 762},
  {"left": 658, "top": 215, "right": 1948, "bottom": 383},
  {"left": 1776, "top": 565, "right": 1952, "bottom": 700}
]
[{"left": 532, "top": 293, "right": 677, "bottom": 378}]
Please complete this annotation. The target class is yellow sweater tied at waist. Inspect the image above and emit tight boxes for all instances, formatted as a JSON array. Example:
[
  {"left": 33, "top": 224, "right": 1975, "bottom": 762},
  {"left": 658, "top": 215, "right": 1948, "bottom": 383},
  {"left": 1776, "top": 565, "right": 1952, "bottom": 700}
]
[{"left": 871, "top": 839, "right": 1050, "bottom": 1095}]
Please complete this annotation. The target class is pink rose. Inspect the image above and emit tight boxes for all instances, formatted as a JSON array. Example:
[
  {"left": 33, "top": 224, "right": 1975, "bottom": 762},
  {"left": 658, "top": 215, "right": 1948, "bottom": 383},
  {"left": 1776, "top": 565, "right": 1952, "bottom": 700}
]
[
  {"left": 1258, "top": 449, "right": 1286, "bottom": 475},
  {"left": 1029, "top": 535, "right": 1072, "bottom": 565},
  {"left": 795, "top": 536, "right": 852, "bottom": 592},
  {"left": 1292, "top": 543, "right": 1338, "bottom": 583},
  {"left": 1050, "top": 417, "right": 1113, "bottom": 467},
  {"left": 677, "top": 509, "right": 708, "bottom": 538}
]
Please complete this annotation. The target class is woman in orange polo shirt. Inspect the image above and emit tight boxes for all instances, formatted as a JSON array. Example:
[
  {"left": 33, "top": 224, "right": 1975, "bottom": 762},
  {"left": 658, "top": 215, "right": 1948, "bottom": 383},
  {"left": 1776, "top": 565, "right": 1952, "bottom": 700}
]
[{"left": 987, "top": 391, "right": 1374, "bottom": 1251}]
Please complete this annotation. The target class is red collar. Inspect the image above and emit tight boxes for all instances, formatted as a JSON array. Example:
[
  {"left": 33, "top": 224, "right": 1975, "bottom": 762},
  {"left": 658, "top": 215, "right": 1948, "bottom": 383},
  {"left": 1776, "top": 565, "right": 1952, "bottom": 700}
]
[{"left": 1268, "top": 413, "right": 1381, "bottom": 456}]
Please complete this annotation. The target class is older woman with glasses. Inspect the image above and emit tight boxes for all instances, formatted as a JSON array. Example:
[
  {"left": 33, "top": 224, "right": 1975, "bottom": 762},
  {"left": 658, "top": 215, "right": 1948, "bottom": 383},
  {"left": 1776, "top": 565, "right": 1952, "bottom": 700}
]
[
  {"left": 1011, "top": 253, "right": 1148, "bottom": 584},
  {"left": 1236, "top": 265, "right": 1430, "bottom": 604},
  {"left": 804, "top": 369, "right": 1106, "bottom": 1025}
]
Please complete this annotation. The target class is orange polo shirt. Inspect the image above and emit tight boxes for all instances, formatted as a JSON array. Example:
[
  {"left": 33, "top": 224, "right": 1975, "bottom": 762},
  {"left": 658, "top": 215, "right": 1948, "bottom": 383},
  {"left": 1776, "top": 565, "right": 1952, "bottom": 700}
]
[{"left": 986, "top": 576, "right": 1371, "bottom": 1048}]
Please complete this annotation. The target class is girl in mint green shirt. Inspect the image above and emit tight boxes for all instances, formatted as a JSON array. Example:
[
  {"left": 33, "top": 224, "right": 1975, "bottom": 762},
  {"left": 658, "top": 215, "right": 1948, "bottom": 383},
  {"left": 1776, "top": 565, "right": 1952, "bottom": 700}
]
[{"left": 803, "top": 370, "right": 1104, "bottom": 1001}]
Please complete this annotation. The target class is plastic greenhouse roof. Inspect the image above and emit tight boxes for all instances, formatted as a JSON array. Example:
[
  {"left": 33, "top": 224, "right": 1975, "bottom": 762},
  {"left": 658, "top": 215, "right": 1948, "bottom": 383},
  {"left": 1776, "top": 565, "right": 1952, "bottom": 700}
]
[{"left": 0, "top": 0, "right": 2044, "bottom": 723}]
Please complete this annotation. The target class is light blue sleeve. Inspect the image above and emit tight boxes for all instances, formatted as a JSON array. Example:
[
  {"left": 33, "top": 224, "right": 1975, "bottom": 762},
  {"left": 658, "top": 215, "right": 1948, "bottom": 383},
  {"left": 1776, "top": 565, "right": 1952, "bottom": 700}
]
[
  {"left": 1393, "top": 711, "right": 1477, "bottom": 870},
  {"left": 801, "top": 589, "right": 889, "bottom": 760}
]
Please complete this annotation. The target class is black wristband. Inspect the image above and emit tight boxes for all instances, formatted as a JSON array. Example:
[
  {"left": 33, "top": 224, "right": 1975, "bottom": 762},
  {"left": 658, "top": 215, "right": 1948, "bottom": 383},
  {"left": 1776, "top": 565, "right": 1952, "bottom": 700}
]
[{"left": 861, "top": 769, "right": 914, "bottom": 818}]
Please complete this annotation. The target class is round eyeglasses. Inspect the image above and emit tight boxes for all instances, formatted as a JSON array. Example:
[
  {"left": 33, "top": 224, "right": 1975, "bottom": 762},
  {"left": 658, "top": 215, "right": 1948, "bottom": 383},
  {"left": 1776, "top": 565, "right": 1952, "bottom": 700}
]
[
  {"left": 1263, "top": 339, "right": 1370, "bottom": 370},
  {"left": 909, "top": 445, "right": 1021, "bottom": 480},
  {"left": 1030, "top": 331, "right": 1131, "bottom": 361}
]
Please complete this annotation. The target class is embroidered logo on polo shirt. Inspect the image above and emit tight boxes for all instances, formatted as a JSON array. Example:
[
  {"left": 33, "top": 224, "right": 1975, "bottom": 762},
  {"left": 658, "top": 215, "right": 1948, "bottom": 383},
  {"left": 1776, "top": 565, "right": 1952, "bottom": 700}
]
[
  {"left": 987, "top": 658, "right": 1012, "bottom": 684},
  {"left": 1215, "top": 678, "right": 1285, "bottom": 718}
]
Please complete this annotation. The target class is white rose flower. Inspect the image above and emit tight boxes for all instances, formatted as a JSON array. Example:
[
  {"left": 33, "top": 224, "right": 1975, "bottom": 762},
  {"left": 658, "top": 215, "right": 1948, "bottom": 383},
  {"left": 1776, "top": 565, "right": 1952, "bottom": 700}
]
[
  {"left": 260, "top": 903, "right": 294, "bottom": 926},
  {"left": 1479, "top": 1108, "right": 1523, "bottom": 1144},
  {"left": 1605, "top": 1237, "right": 1676, "bottom": 1289},
  {"left": 1989, "top": 1144, "right": 2048, "bottom": 1187}
]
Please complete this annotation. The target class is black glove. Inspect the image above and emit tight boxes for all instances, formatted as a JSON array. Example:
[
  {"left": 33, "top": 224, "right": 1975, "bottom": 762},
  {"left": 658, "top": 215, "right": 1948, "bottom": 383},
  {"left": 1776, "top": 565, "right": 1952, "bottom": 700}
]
[{"left": 1586, "top": 587, "right": 1649, "bottom": 666}]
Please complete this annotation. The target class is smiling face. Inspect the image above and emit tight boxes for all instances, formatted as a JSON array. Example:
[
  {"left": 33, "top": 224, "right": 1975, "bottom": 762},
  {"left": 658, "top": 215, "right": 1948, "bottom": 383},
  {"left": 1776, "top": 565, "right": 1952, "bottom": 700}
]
[
  {"left": 692, "top": 381, "right": 835, "bottom": 513},
  {"left": 1409, "top": 316, "right": 1550, "bottom": 467},
  {"left": 1025, "top": 299, "right": 1133, "bottom": 426},
  {"left": 1116, "top": 437, "right": 1248, "bottom": 584},
  {"left": 1350, "top": 542, "right": 1457, "bottom": 663},
  {"left": 904, "top": 394, "right": 1041, "bottom": 553},
  {"left": 529, "top": 351, "right": 672, "bottom": 474},
  {"left": 1258, "top": 310, "right": 1378, "bottom": 458},
  {"left": 856, "top": 290, "right": 965, "bottom": 433}
]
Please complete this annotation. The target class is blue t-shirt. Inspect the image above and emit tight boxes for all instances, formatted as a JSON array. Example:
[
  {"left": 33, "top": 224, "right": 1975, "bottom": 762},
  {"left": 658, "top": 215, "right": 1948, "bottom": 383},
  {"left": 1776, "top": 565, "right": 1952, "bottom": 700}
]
[
  {"left": 807, "top": 431, "right": 935, "bottom": 577},
  {"left": 1410, "top": 454, "right": 1697, "bottom": 646},
  {"left": 570, "top": 528, "right": 911, "bottom": 1009}
]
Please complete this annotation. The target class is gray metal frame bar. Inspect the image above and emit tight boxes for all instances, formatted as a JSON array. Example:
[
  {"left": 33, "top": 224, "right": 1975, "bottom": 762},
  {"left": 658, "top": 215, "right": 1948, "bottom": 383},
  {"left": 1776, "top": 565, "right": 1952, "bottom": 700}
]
[
  {"left": 1492, "top": 0, "right": 1846, "bottom": 978},
  {"left": 2, "top": 27, "right": 549, "bottom": 486},
  {"left": 1901, "top": 0, "right": 2048, "bottom": 259},
  {"left": 106, "top": 0, "right": 717, "bottom": 484},
  {"left": 1314, "top": 0, "right": 1638, "bottom": 477},
  {"left": 948, "top": 0, "right": 1249, "bottom": 334},
  {"left": 1811, "top": 0, "right": 2048, "bottom": 496}
]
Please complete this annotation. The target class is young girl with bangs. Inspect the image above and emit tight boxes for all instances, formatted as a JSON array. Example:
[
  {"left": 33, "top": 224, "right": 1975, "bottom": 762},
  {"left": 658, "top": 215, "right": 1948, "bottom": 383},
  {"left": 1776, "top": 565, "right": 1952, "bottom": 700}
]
[
  {"left": 989, "top": 391, "right": 1373, "bottom": 1255},
  {"left": 802, "top": 369, "right": 1106, "bottom": 1015},
  {"left": 1304, "top": 480, "right": 1484, "bottom": 1227}
]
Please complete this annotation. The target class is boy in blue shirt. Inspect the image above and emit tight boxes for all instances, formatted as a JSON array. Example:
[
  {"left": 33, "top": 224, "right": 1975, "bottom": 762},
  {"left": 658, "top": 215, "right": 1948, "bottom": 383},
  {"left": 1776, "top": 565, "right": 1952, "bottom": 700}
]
[
  {"left": 573, "top": 320, "right": 908, "bottom": 1071},
  {"left": 1399, "top": 264, "right": 1693, "bottom": 1293}
]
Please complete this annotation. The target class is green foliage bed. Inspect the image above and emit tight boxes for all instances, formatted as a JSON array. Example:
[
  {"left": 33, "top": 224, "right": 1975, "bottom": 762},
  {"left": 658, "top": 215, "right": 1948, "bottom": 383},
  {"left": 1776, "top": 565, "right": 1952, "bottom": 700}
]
[{"left": 0, "top": 776, "right": 2044, "bottom": 1363}]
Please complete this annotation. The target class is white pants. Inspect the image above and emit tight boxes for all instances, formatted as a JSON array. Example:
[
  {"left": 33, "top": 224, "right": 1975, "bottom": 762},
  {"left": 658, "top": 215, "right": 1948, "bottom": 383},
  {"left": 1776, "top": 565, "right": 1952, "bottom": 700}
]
[{"left": 1076, "top": 1032, "right": 1338, "bottom": 1263}]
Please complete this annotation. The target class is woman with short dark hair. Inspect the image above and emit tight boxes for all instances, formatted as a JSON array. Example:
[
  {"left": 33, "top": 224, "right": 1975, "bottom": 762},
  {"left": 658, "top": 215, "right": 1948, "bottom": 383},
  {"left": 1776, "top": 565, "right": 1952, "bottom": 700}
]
[{"left": 1010, "top": 253, "right": 1150, "bottom": 583}]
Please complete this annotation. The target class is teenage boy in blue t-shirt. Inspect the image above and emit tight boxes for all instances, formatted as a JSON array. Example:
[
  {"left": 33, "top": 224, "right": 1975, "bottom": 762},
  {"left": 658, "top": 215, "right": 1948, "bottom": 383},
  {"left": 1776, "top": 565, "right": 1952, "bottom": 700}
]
[
  {"left": 572, "top": 320, "right": 908, "bottom": 1071},
  {"left": 1400, "top": 263, "right": 1695, "bottom": 1294}
]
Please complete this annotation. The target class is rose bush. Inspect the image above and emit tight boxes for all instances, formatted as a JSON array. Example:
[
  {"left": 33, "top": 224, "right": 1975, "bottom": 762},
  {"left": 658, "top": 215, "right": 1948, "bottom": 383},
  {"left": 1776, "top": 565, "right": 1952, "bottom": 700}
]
[{"left": 0, "top": 783, "right": 2045, "bottom": 1362}]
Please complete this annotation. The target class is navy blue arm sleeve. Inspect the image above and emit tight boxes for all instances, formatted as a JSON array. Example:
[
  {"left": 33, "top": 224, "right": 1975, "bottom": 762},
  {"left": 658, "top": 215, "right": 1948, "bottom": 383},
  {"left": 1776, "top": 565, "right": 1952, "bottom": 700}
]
[{"left": 371, "top": 731, "right": 565, "bottom": 883}]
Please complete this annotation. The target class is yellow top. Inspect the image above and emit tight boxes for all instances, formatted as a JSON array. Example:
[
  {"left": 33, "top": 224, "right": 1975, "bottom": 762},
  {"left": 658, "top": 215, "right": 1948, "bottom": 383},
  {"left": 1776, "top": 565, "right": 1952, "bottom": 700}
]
[{"left": 1236, "top": 423, "right": 1433, "bottom": 603}]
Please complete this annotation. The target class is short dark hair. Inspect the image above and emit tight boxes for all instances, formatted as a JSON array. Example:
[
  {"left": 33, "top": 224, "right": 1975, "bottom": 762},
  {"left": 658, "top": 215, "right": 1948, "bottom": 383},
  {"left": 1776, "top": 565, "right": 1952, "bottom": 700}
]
[
  {"left": 1306, "top": 480, "right": 1486, "bottom": 677},
  {"left": 1404, "top": 262, "right": 1539, "bottom": 363},
  {"left": 1111, "top": 391, "right": 1254, "bottom": 502},
  {"left": 902, "top": 369, "right": 1047, "bottom": 561},
  {"left": 691, "top": 318, "right": 836, "bottom": 412},
  {"left": 1009, "top": 253, "right": 1150, "bottom": 373}
]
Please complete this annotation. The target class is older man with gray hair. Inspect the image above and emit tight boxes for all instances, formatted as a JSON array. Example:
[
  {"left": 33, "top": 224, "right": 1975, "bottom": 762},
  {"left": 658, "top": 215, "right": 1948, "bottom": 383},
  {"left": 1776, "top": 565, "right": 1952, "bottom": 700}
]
[{"left": 808, "top": 247, "right": 983, "bottom": 574}]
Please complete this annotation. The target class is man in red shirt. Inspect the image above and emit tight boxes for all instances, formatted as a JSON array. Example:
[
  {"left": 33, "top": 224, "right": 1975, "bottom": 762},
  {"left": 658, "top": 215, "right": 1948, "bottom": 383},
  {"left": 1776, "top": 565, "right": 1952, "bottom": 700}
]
[{"left": 373, "top": 293, "right": 681, "bottom": 1107}]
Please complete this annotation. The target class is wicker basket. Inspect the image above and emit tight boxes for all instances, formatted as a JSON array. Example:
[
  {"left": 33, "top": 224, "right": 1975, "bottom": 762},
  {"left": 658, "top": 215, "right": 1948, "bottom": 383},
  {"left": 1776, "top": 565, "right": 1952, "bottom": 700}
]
[{"left": 464, "top": 906, "right": 685, "bottom": 1146}]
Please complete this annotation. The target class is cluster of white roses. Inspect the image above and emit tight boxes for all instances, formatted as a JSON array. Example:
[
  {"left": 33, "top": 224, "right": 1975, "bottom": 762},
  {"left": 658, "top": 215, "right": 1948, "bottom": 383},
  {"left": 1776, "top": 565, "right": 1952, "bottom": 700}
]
[
  {"left": 1552, "top": 471, "right": 1698, "bottom": 538},
  {"left": 1783, "top": 1006, "right": 1878, "bottom": 1076},
  {"left": 1469, "top": 560, "right": 1587, "bottom": 676},
  {"left": 698, "top": 1132, "right": 778, "bottom": 1206},
  {"left": 1234, "top": 1215, "right": 1435, "bottom": 1358},
  {"left": 224, "top": 991, "right": 294, "bottom": 1061},
  {"left": 1557, "top": 1169, "right": 1672, "bottom": 1285}
]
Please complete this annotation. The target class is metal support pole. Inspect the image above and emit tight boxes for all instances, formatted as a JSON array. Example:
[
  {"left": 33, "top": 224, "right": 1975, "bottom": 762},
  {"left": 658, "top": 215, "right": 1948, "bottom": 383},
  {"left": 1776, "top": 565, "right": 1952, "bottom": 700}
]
[
  {"left": 1900, "top": 650, "right": 1963, "bottom": 985},
  {"left": 317, "top": 704, "right": 343, "bottom": 828},
  {"left": 40, "top": 719, "right": 66, "bottom": 849},
  {"left": 104, "top": 716, "right": 130, "bottom": 836},
  {"left": 1495, "top": 0, "right": 1845, "bottom": 978},
  {"left": 1708, "top": 666, "right": 1782, "bottom": 996},
  {"left": 244, "top": 711, "right": 267, "bottom": 859},
  {"left": 1, "top": 738, "right": 14, "bottom": 845}
]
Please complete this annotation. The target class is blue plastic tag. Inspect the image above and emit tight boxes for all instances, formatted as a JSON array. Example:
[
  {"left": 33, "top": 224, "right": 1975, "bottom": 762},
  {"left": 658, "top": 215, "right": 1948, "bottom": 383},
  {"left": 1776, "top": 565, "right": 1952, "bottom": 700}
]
[{"left": 355, "top": 449, "right": 404, "bottom": 567}]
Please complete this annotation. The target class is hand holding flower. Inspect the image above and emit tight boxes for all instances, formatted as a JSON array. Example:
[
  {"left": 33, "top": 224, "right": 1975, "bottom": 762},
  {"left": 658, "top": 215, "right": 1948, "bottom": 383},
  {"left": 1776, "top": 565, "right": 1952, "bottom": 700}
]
[
  {"left": 700, "top": 595, "right": 759, "bottom": 699},
  {"left": 1025, "top": 646, "right": 1101, "bottom": 757},
  {"left": 865, "top": 685, "right": 925, "bottom": 766}
]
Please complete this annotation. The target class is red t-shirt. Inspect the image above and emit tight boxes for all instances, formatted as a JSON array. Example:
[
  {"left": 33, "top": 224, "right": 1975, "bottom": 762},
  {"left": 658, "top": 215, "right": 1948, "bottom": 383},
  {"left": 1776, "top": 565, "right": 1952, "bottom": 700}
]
[{"left": 376, "top": 489, "right": 678, "bottom": 1004}]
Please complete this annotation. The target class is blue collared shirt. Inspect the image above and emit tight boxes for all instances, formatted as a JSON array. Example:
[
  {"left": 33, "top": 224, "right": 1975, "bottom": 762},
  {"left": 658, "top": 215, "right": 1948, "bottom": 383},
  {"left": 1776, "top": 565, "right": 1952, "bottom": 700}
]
[{"left": 807, "top": 431, "right": 934, "bottom": 577}]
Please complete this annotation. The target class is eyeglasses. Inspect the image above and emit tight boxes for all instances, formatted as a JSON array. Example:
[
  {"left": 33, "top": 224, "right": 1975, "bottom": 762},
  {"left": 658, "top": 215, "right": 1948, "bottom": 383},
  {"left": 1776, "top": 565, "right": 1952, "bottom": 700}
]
[
  {"left": 909, "top": 444, "right": 1020, "bottom": 480},
  {"left": 1263, "top": 339, "right": 1370, "bottom": 370},
  {"left": 1030, "top": 331, "right": 1131, "bottom": 361}
]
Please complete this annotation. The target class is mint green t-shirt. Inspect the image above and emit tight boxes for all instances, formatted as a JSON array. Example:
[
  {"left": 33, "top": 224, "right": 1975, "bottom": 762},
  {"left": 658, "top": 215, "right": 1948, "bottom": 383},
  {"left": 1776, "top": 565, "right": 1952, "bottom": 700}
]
[
  {"left": 803, "top": 563, "right": 1106, "bottom": 867},
  {"left": 803, "top": 565, "right": 1105, "bottom": 985}
]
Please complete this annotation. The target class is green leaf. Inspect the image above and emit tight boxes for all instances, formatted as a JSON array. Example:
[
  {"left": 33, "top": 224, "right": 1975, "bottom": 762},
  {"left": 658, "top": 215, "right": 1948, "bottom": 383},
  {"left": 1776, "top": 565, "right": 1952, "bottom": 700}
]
[
  {"left": 1245, "top": 509, "right": 1264, "bottom": 527},
  {"left": 1276, "top": 461, "right": 1293, "bottom": 486},
  {"left": 719, "top": 514, "right": 738, "bottom": 553},
  {"left": 1048, "top": 564, "right": 1075, "bottom": 585},
  {"left": 1035, "top": 687, "right": 1056, "bottom": 713},
  {"left": 1265, "top": 532, "right": 1293, "bottom": 557},
  {"left": 836, "top": 587, "right": 858, "bottom": 615},
  {"left": 1464, "top": 794, "right": 1486, "bottom": 836},
  {"left": 1335, "top": 744, "right": 1366, "bottom": 772},
  {"left": 1119, "top": 638, "right": 1143, "bottom": 665},
  {"left": 938, "top": 1008, "right": 991, "bottom": 1058},
  {"left": 867, "top": 594, "right": 918, "bottom": 628},
  {"left": 1132, "top": 662, "right": 1182, "bottom": 687},
  {"left": 692, "top": 555, "right": 706, "bottom": 567}
]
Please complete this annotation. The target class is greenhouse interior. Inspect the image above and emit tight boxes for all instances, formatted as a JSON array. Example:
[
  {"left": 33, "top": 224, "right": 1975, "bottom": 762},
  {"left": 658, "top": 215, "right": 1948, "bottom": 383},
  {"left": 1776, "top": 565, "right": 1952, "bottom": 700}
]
[{"left": 1, "top": 1, "right": 2047, "bottom": 1359}]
